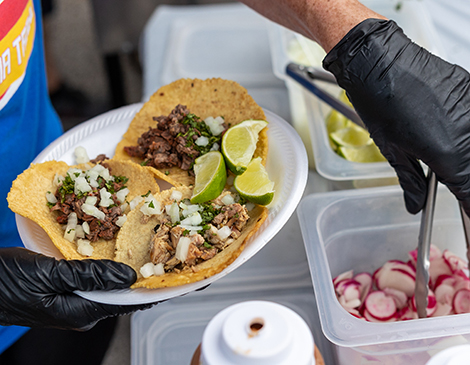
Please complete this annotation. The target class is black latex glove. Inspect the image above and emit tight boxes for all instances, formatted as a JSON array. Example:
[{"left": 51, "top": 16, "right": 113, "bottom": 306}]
[
  {"left": 0, "top": 247, "right": 153, "bottom": 330},
  {"left": 323, "top": 19, "right": 470, "bottom": 215}
]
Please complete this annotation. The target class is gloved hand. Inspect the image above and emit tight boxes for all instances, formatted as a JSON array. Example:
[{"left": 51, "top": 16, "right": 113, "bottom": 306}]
[
  {"left": 0, "top": 247, "right": 153, "bottom": 330},
  {"left": 323, "top": 19, "right": 470, "bottom": 216}
]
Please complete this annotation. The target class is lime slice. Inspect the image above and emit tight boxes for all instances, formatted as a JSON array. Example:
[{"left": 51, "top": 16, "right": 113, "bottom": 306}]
[
  {"left": 326, "top": 110, "right": 348, "bottom": 135},
  {"left": 338, "top": 144, "right": 387, "bottom": 163},
  {"left": 222, "top": 120, "right": 268, "bottom": 175},
  {"left": 234, "top": 157, "right": 274, "bottom": 206},
  {"left": 190, "top": 151, "right": 227, "bottom": 204},
  {"left": 330, "top": 125, "right": 373, "bottom": 148}
]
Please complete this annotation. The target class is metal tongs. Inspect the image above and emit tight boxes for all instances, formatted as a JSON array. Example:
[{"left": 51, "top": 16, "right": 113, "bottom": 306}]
[
  {"left": 415, "top": 170, "right": 438, "bottom": 318},
  {"left": 285, "top": 62, "right": 366, "bottom": 129},
  {"left": 415, "top": 171, "right": 470, "bottom": 318}
]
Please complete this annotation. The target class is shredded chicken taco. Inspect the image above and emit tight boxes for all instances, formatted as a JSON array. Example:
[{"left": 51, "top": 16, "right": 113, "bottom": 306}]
[
  {"left": 114, "top": 78, "right": 268, "bottom": 186},
  {"left": 115, "top": 186, "right": 267, "bottom": 289},
  {"left": 7, "top": 159, "right": 160, "bottom": 260}
]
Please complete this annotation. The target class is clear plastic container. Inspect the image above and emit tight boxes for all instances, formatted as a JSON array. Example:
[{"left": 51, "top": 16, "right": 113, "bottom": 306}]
[
  {"left": 297, "top": 185, "right": 470, "bottom": 364},
  {"left": 268, "top": 0, "right": 445, "bottom": 181}
]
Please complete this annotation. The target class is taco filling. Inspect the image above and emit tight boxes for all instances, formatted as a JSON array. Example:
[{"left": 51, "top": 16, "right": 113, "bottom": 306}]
[
  {"left": 46, "top": 163, "right": 130, "bottom": 255},
  {"left": 123, "top": 104, "right": 227, "bottom": 172},
  {"left": 139, "top": 190, "right": 250, "bottom": 277}
]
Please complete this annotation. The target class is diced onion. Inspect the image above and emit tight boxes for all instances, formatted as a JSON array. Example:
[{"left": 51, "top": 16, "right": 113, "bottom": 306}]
[
  {"left": 180, "top": 212, "right": 202, "bottom": 226},
  {"left": 66, "top": 212, "right": 77, "bottom": 229},
  {"left": 205, "top": 116, "right": 225, "bottom": 136},
  {"left": 100, "top": 168, "right": 114, "bottom": 182},
  {"left": 195, "top": 136, "right": 209, "bottom": 146},
  {"left": 140, "top": 262, "right": 156, "bottom": 278},
  {"left": 181, "top": 204, "right": 202, "bottom": 218},
  {"left": 74, "top": 176, "right": 92, "bottom": 195},
  {"left": 221, "top": 194, "right": 235, "bottom": 206},
  {"left": 86, "top": 170, "right": 100, "bottom": 188},
  {"left": 115, "top": 215, "right": 127, "bottom": 227},
  {"left": 217, "top": 226, "right": 232, "bottom": 240},
  {"left": 75, "top": 225, "right": 85, "bottom": 238},
  {"left": 74, "top": 146, "right": 90, "bottom": 164},
  {"left": 99, "top": 187, "right": 114, "bottom": 207},
  {"left": 53, "top": 174, "right": 64, "bottom": 188},
  {"left": 154, "top": 263, "right": 165, "bottom": 276},
  {"left": 140, "top": 194, "right": 162, "bottom": 216},
  {"left": 245, "top": 202, "right": 255, "bottom": 211},
  {"left": 64, "top": 213, "right": 77, "bottom": 242},
  {"left": 178, "top": 224, "right": 203, "bottom": 232},
  {"left": 210, "top": 142, "right": 220, "bottom": 151},
  {"left": 166, "top": 202, "right": 180, "bottom": 224},
  {"left": 175, "top": 236, "right": 191, "bottom": 262},
  {"left": 82, "top": 221, "right": 90, "bottom": 235},
  {"left": 46, "top": 191, "right": 57, "bottom": 204},
  {"left": 85, "top": 196, "right": 97, "bottom": 206},
  {"left": 170, "top": 190, "right": 183, "bottom": 202},
  {"left": 130, "top": 196, "right": 143, "bottom": 210},
  {"left": 64, "top": 228, "right": 76, "bottom": 242},
  {"left": 77, "top": 239, "right": 93, "bottom": 256},
  {"left": 116, "top": 188, "right": 129, "bottom": 203},
  {"left": 67, "top": 168, "right": 84, "bottom": 181},
  {"left": 120, "top": 202, "right": 129, "bottom": 212},
  {"left": 81, "top": 204, "right": 106, "bottom": 220},
  {"left": 89, "top": 164, "right": 105, "bottom": 174}
]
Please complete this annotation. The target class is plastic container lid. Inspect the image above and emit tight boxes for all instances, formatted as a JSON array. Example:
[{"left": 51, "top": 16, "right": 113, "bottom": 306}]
[
  {"left": 426, "top": 345, "right": 470, "bottom": 365},
  {"left": 201, "top": 301, "right": 314, "bottom": 365}
]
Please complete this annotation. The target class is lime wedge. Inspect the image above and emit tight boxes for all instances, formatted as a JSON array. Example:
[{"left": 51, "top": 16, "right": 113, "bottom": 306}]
[
  {"left": 338, "top": 144, "right": 387, "bottom": 163},
  {"left": 190, "top": 151, "right": 227, "bottom": 204},
  {"left": 326, "top": 110, "right": 348, "bottom": 135},
  {"left": 222, "top": 120, "right": 268, "bottom": 175},
  {"left": 330, "top": 126, "right": 373, "bottom": 148},
  {"left": 234, "top": 157, "right": 274, "bottom": 206}
]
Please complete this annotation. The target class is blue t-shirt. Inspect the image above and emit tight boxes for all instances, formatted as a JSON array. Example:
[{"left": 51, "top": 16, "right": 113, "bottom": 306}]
[{"left": 0, "top": 0, "right": 62, "bottom": 353}]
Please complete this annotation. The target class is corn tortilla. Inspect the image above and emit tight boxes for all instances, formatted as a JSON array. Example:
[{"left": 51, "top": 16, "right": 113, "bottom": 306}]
[
  {"left": 7, "top": 159, "right": 160, "bottom": 260},
  {"left": 114, "top": 78, "right": 268, "bottom": 187},
  {"left": 114, "top": 186, "right": 268, "bottom": 289}
]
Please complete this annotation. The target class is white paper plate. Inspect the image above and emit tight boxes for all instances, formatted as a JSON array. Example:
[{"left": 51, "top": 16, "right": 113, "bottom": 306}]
[{"left": 16, "top": 103, "right": 308, "bottom": 304}]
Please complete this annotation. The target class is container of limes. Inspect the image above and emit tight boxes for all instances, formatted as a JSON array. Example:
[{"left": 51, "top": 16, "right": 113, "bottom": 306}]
[{"left": 268, "top": 0, "right": 445, "bottom": 188}]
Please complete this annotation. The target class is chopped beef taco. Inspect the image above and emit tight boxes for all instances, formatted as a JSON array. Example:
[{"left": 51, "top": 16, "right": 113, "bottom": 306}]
[
  {"left": 7, "top": 159, "right": 160, "bottom": 260},
  {"left": 114, "top": 186, "right": 268, "bottom": 289},
  {"left": 114, "top": 78, "right": 268, "bottom": 187}
]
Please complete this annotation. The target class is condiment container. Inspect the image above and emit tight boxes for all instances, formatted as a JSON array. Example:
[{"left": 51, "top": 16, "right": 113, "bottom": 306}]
[
  {"left": 191, "top": 300, "right": 315, "bottom": 365},
  {"left": 426, "top": 345, "right": 470, "bottom": 365},
  {"left": 298, "top": 185, "right": 470, "bottom": 364}
]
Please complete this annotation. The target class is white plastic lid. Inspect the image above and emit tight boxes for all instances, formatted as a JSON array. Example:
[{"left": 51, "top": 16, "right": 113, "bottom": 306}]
[
  {"left": 426, "top": 345, "right": 470, "bottom": 365},
  {"left": 200, "top": 301, "right": 315, "bottom": 365}
]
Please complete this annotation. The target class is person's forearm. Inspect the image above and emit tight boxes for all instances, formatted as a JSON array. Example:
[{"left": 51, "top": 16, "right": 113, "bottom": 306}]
[{"left": 240, "top": 0, "right": 386, "bottom": 52}]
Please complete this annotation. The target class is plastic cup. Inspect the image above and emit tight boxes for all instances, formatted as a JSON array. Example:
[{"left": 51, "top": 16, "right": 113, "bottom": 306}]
[{"left": 199, "top": 300, "right": 315, "bottom": 365}]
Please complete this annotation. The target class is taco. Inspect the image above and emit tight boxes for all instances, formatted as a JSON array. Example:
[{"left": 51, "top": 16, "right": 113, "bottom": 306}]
[
  {"left": 114, "top": 186, "right": 268, "bottom": 289},
  {"left": 114, "top": 78, "right": 268, "bottom": 187},
  {"left": 7, "top": 159, "right": 160, "bottom": 260}
]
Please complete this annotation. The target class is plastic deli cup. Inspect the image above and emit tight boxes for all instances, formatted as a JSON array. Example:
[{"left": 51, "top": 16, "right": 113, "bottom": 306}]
[
  {"left": 192, "top": 300, "right": 315, "bottom": 365},
  {"left": 426, "top": 345, "right": 470, "bottom": 365}
]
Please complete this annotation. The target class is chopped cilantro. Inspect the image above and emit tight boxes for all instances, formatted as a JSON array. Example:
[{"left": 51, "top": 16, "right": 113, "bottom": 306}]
[
  {"left": 165, "top": 171, "right": 169, "bottom": 175},
  {"left": 142, "top": 190, "right": 151, "bottom": 198},
  {"left": 179, "top": 113, "right": 224, "bottom": 156},
  {"left": 183, "top": 229, "right": 190, "bottom": 236},
  {"left": 148, "top": 201, "right": 155, "bottom": 209},
  {"left": 203, "top": 242, "right": 213, "bottom": 249},
  {"left": 200, "top": 202, "right": 221, "bottom": 225},
  {"left": 140, "top": 160, "right": 148, "bottom": 166}
]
